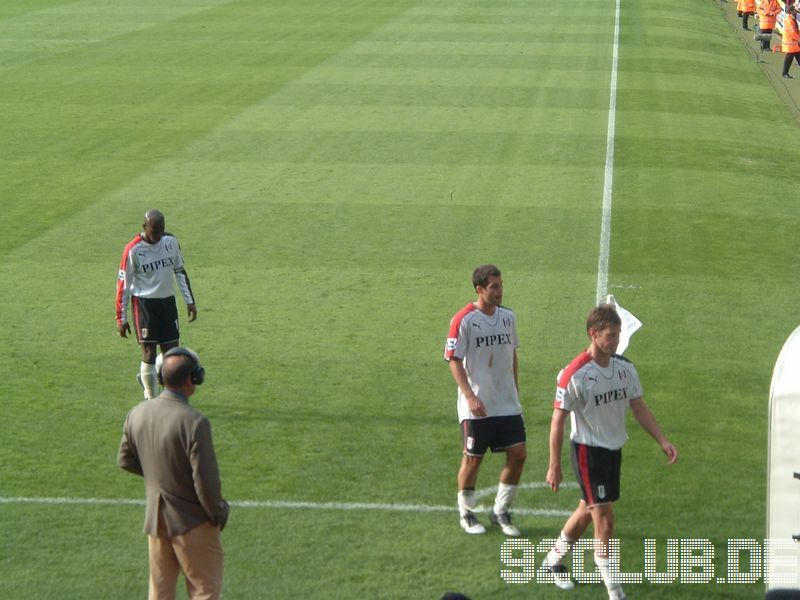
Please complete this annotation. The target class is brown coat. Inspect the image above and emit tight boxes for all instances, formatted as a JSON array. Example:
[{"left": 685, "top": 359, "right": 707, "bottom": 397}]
[{"left": 118, "top": 390, "right": 229, "bottom": 536}]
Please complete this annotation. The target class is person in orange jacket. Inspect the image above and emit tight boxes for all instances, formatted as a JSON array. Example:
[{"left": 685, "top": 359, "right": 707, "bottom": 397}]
[
  {"left": 738, "top": 0, "right": 757, "bottom": 30},
  {"left": 757, "top": 0, "right": 781, "bottom": 50},
  {"left": 783, "top": 5, "right": 800, "bottom": 78}
]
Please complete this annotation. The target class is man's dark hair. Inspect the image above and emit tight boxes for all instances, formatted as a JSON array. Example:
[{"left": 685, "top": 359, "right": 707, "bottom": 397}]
[
  {"left": 472, "top": 264, "right": 501, "bottom": 290},
  {"left": 586, "top": 303, "right": 622, "bottom": 333},
  {"left": 161, "top": 354, "right": 194, "bottom": 388}
]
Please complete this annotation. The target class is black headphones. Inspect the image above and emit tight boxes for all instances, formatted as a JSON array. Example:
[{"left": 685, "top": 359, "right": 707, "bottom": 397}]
[{"left": 157, "top": 347, "right": 205, "bottom": 386}]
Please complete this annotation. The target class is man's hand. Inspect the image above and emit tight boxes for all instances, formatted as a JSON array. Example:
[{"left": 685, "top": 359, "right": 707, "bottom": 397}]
[
  {"left": 467, "top": 395, "right": 486, "bottom": 417},
  {"left": 187, "top": 304, "right": 197, "bottom": 322},
  {"left": 546, "top": 464, "right": 563, "bottom": 492},
  {"left": 117, "top": 322, "right": 131, "bottom": 338},
  {"left": 661, "top": 441, "right": 678, "bottom": 465}
]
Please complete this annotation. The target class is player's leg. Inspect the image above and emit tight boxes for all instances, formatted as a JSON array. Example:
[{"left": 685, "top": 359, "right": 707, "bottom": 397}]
[
  {"left": 489, "top": 416, "right": 526, "bottom": 536},
  {"left": 490, "top": 445, "right": 525, "bottom": 536},
  {"left": 591, "top": 503, "right": 626, "bottom": 599},
  {"left": 138, "top": 343, "right": 159, "bottom": 400},
  {"left": 542, "top": 501, "right": 592, "bottom": 590},
  {"left": 132, "top": 297, "right": 159, "bottom": 400},
  {"left": 457, "top": 419, "right": 488, "bottom": 534},
  {"left": 590, "top": 503, "right": 615, "bottom": 557},
  {"left": 144, "top": 298, "right": 180, "bottom": 399},
  {"left": 457, "top": 454, "right": 485, "bottom": 534},
  {"left": 489, "top": 415, "right": 528, "bottom": 536},
  {"left": 590, "top": 448, "right": 624, "bottom": 599},
  {"left": 159, "top": 297, "right": 181, "bottom": 354},
  {"left": 495, "top": 417, "right": 527, "bottom": 489},
  {"left": 543, "top": 442, "right": 613, "bottom": 590}
]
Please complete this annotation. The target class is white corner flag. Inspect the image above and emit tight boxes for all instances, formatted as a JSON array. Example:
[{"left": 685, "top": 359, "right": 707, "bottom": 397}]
[{"left": 604, "top": 294, "right": 642, "bottom": 355}]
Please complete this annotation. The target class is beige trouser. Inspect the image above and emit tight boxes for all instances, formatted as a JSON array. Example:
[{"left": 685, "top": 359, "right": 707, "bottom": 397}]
[{"left": 148, "top": 512, "right": 223, "bottom": 600}]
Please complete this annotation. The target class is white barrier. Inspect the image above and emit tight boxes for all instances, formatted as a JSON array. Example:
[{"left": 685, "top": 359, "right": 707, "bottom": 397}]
[{"left": 766, "top": 325, "right": 800, "bottom": 591}]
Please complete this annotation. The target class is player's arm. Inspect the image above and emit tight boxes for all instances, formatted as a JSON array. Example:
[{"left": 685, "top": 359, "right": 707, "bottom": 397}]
[
  {"left": 115, "top": 249, "right": 133, "bottom": 337},
  {"left": 512, "top": 349, "right": 519, "bottom": 394},
  {"left": 546, "top": 408, "right": 569, "bottom": 491},
  {"left": 174, "top": 267, "right": 197, "bottom": 322},
  {"left": 173, "top": 241, "right": 197, "bottom": 322},
  {"left": 630, "top": 397, "right": 678, "bottom": 464},
  {"left": 448, "top": 359, "right": 486, "bottom": 417}
]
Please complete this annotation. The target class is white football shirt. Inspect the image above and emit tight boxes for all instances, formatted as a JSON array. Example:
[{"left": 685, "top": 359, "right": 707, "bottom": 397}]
[
  {"left": 554, "top": 351, "right": 642, "bottom": 450},
  {"left": 445, "top": 303, "right": 521, "bottom": 422},
  {"left": 115, "top": 233, "right": 195, "bottom": 325}
]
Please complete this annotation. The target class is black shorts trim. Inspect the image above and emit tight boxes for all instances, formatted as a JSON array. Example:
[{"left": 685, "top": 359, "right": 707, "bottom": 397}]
[
  {"left": 461, "top": 415, "right": 526, "bottom": 457},
  {"left": 570, "top": 442, "right": 621, "bottom": 507}
]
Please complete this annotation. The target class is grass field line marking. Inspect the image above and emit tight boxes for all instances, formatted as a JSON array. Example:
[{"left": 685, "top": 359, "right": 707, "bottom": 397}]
[
  {"left": 473, "top": 481, "right": 578, "bottom": 500},
  {"left": 0, "top": 496, "right": 571, "bottom": 517},
  {"left": 596, "top": 0, "right": 622, "bottom": 305}
]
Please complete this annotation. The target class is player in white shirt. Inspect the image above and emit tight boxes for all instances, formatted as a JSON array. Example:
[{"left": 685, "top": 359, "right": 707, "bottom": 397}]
[
  {"left": 116, "top": 209, "right": 197, "bottom": 400},
  {"left": 444, "top": 265, "right": 526, "bottom": 536},
  {"left": 542, "top": 304, "right": 677, "bottom": 599}
]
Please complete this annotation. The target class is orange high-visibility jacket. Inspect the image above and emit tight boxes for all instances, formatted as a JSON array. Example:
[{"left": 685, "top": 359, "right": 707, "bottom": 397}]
[
  {"left": 783, "top": 14, "right": 800, "bottom": 54},
  {"left": 757, "top": 0, "right": 781, "bottom": 29},
  {"left": 738, "top": 0, "right": 756, "bottom": 12}
]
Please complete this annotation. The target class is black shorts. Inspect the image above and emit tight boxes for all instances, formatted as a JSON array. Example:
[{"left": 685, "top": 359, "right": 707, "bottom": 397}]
[
  {"left": 461, "top": 415, "right": 526, "bottom": 457},
  {"left": 571, "top": 442, "right": 621, "bottom": 507},
  {"left": 131, "top": 296, "right": 180, "bottom": 345}
]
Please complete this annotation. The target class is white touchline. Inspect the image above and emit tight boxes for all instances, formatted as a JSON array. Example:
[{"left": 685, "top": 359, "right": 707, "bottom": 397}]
[
  {"left": 596, "top": 0, "right": 621, "bottom": 306},
  {"left": 0, "top": 496, "right": 571, "bottom": 517},
  {"left": 474, "top": 481, "right": 578, "bottom": 500}
]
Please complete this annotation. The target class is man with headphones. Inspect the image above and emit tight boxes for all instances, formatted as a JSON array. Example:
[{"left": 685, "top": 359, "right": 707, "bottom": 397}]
[{"left": 118, "top": 347, "right": 229, "bottom": 600}]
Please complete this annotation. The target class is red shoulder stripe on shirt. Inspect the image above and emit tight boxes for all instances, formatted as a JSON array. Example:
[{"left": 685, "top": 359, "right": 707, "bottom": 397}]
[
  {"left": 556, "top": 350, "right": 593, "bottom": 389},
  {"left": 115, "top": 234, "right": 144, "bottom": 322},
  {"left": 444, "top": 303, "right": 477, "bottom": 360}
]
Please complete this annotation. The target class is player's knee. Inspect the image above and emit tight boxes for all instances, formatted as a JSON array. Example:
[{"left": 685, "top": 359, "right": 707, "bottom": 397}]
[
  {"left": 578, "top": 511, "right": 593, "bottom": 529},
  {"left": 508, "top": 445, "right": 526, "bottom": 466},
  {"left": 141, "top": 345, "right": 157, "bottom": 363},
  {"left": 594, "top": 510, "right": 614, "bottom": 536},
  {"left": 462, "top": 454, "right": 483, "bottom": 471}
]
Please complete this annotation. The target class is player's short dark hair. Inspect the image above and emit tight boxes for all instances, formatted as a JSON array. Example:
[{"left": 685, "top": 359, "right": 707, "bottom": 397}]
[
  {"left": 586, "top": 304, "right": 621, "bottom": 333},
  {"left": 472, "top": 264, "right": 501, "bottom": 290},
  {"left": 161, "top": 354, "right": 194, "bottom": 387}
]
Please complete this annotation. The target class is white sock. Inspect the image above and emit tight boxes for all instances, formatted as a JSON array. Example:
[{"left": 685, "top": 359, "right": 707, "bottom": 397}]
[
  {"left": 140, "top": 362, "right": 158, "bottom": 399},
  {"left": 457, "top": 489, "right": 477, "bottom": 517},
  {"left": 545, "top": 530, "right": 575, "bottom": 567},
  {"left": 595, "top": 553, "right": 622, "bottom": 593},
  {"left": 493, "top": 482, "right": 518, "bottom": 515}
]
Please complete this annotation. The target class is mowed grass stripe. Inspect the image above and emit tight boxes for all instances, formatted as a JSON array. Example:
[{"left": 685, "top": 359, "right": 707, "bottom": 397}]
[
  {"left": 222, "top": 106, "right": 607, "bottom": 134},
  {"left": 0, "top": 0, "right": 421, "bottom": 255},
  {"left": 258, "top": 83, "right": 611, "bottom": 110},
  {"left": 68, "top": 0, "right": 619, "bottom": 212},
  {"left": 151, "top": 1, "right": 618, "bottom": 190},
  {"left": 0, "top": 0, "right": 233, "bottom": 68}
]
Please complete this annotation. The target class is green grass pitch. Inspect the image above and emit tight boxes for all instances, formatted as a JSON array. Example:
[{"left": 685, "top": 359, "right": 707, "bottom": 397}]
[{"left": 1, "top": 0, "right": 799, "bottom": 598}]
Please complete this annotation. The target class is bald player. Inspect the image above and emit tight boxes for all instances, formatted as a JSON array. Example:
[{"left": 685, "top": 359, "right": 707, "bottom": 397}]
[{"left": 116, "top": 210, "right": 197, "bottom": 400}]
